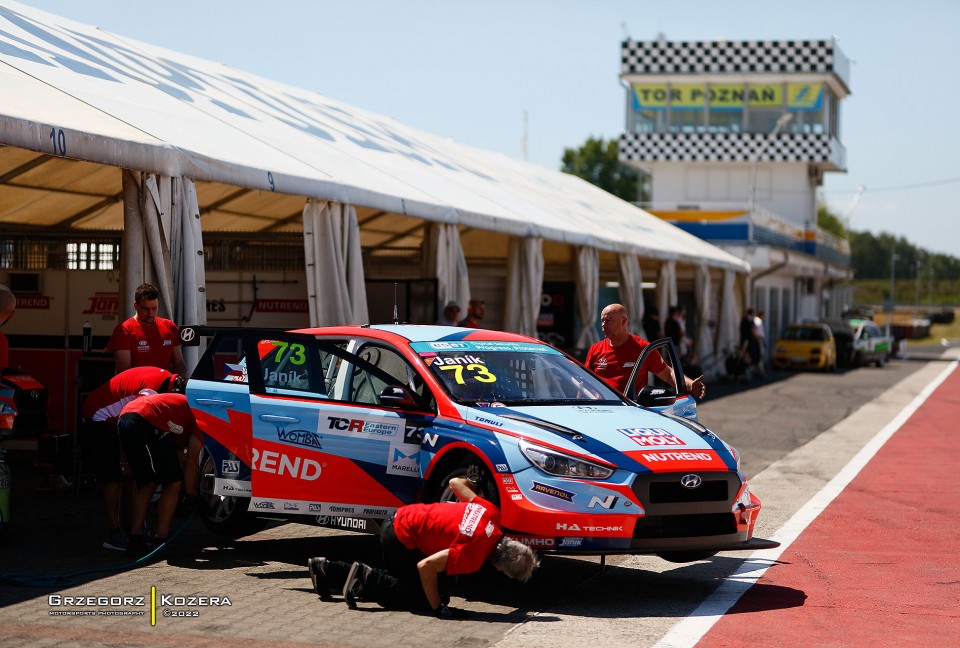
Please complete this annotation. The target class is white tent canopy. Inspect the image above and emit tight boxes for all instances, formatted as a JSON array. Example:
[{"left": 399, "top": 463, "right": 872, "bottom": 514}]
[{"left": 0, "top": 2, "right": 748, "bottom": 274}]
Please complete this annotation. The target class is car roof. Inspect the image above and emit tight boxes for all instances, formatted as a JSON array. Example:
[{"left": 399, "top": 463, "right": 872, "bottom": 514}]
[{"left": 290, "top": 324, "right": 540, "bottom": 345}]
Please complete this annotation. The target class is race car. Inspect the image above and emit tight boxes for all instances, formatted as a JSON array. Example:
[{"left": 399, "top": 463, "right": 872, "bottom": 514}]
[{"left": 183, "top": 324, "right": 777, "bottom": 561}]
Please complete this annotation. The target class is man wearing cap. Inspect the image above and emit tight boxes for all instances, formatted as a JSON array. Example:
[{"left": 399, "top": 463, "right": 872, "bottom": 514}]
[
  {"left": 458, "top": 299, "right": 485, "bottom": 328},
  {"left": 80, "top": 366, "right": 183, "bottom": 550},
  {"left": 435, "top": 301, "right": 461, "bottom": 326}
]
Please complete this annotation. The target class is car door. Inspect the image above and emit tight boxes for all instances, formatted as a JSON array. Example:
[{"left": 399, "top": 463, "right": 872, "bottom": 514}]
[{"left": 245, "top": 332, "right": 431, "bottom": 518}]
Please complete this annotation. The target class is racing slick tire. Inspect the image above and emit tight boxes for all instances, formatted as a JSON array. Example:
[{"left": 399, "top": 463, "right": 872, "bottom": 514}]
[
  {"left": 875, "top": 355, "right": 886, "bottom": 368},
  {"left": 427, "top": 454, "right": 500, "bottom": 507},
  {"left": 655, "top": 550, "right": 718, "bottom": 563},
  {"left": 197, "top": 453, "right": 268, "bottom": 537}
]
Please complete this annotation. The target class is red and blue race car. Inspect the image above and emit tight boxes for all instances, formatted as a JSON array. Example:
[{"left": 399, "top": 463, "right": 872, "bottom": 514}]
[{"left": 185, "top": 324, "right": 777, "bottom": 561}]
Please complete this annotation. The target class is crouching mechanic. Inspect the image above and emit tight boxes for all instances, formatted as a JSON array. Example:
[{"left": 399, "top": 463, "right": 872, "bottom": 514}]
[
  {"left": 80, "top": 367, "right": 183, "bottom": 551},
  {"left": 117, "top": 392, "right": 202, "bottom": 551},
  {"left": 307, "top": 476, "right": 539, "bottom": 617}
]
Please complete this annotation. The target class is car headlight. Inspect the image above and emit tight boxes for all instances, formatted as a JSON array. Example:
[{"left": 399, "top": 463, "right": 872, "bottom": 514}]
[
  {"left": 734, "top": 483, "right": 753, "bottom": 509},
  {"left": 519, "top": 440, "right": 614, "bottom": 479}
]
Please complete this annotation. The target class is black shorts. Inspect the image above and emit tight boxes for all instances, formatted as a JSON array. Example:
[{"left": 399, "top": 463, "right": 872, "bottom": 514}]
[
  {"left": 117, "top": 413, "right": 183, "bottom": 488},
  {"left": 79, "top": 419, "right": 125, "bottom": 483}
]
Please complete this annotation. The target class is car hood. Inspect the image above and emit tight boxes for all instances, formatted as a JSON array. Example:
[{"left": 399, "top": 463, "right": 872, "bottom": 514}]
[{"left": 462, "top": 404, "right": 737, "bottom": 474}]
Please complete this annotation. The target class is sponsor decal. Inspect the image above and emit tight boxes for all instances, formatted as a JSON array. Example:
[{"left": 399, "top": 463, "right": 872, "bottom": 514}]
[
  {"left": 277, "top": 428, "right": 323, "bottom": 449},
  {"left": 221, "top": 460, "right": 241, "bottom": 476},
  {"left": 327, "top": 505, "right": 356, "bottom": 514},
  {"left": 82, "top": 292, "right": 119, "bottom": 315},
  {"left": 495, "top": 463, "right": 509, "bottom": 473},
  {"left": 309, "top": 503, "right": 323, "bottom": 512},
  {"left": 475, "top": 416, "right": 503, "bottom": 428},
  {"left": 283, "top": 502, "right": 300, "bottom": 511},
  {"left": 517, "top": 537, "right": 555, "bottom": 548},
  {"left": 574, "top": 406, "right": 613, "bottom": 413},
  {"left": 459, "top": 502, "right": 487, "bottom": 537},
  {"left": 485, "top": 521, "right": 495, "bottom": 538},
  {"left": 642, "top": 451, "right": 713, "bottom": 462},
  {"left": 500, "top": 475, "right": 515, "bottom": 485},
  {"left": 558, "top": 537, "right": 584, "bottom": 548},
  {"left": 531, "top": 481, "right": 575, "bottom": 502},
  {"left": 362, "top": 507, "right": 390, "bottom": 517},
  {"left": 255, "top": 299, "right": 309, "bottom": 313},
  {"left": 14, "top": 295, "right": 51, "bottom": 309},
  {"left": 511, "top": 493, "right": 523, "bottom": 501},
  {"left": 618, "top": 427, "right": 686, "bottom": 447},
  {"left": 387, "top": 445, "right": 420, "bottom": 476},
  {"left": 251, "top": 449, "right": 322, "bottom": 481},
  {"left": 214, "top": 479, "right": 251, "bottom": 497},
  {"left": 556, "top": 522, "right": 624, "bottom": 533},
  {"left": 315, "top": 516, "right": 368, "bottom": 531},
  {"left": 422, "top": 432, "right": 440, "bottom": 447},
  {"left": 428, "top": 342, "right": 470, "bottom": 350},
  {"left": 587, "top": 495, "right": 619, "bottom": 509},
  {"left": 505, "top": 486, "right": 520, "bottom": 494},
  {"left": 253, "top": 501, "right": 276, "bottom": 510},
  {"left": 326, "top": 416, "right": 401, "bottom": 438}
]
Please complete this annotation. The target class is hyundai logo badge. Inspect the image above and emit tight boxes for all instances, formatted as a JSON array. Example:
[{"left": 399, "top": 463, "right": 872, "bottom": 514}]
[{"left": 680, "top": 474, "right": 702, "bottom": 489}]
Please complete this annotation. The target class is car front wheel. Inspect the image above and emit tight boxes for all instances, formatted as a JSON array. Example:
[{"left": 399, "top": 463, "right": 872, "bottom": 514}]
[
  {"left": 196, "top": 453, "right": 268, "bottom": 537},
  {"left": 428, "top": 456, "right": 500, "bottom": 507}
]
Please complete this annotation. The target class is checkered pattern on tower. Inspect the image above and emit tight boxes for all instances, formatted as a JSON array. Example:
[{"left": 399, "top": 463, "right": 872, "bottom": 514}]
[
  {"left": 621, "top": 40, "right": 835, "bottom": 75},
  {"left": 618, "top": 132, "right": 836, "bottom": 163}
]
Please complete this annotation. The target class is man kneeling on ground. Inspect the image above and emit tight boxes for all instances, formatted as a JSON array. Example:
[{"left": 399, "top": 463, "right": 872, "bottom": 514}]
[{"left": 307, "top": 475, "right": 538, "bottom": 617}]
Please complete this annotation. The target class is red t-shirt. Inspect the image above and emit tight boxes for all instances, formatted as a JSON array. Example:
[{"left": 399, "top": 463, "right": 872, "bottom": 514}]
[
  {"left": 119, "top": 393, "right": 201, "bottom": 448},
  {"left": 584, "top": 335, "right": 668, "bottom": 393},
  {"left": 393, "top": 496, "right": 503, "bottom": 576},
  {"left": 107, "top": 316, "right": 180, "bottom": 371},
  {"left": 81, "top": 366, "right": 175, "bottom": 422}
]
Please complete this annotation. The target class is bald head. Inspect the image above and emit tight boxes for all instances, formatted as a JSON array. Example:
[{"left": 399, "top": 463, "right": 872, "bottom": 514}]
[
  {"left": 600, "top": 303, "right": 630, "bottom": 346},
  {"left": 0, "top": 283, "right": 15, "bottom": 326}
]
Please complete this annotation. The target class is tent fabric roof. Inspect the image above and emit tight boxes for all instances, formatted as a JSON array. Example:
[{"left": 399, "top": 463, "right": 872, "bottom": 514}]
[{"left": 0, "top": 2, "right": 748, "bottom": 272}]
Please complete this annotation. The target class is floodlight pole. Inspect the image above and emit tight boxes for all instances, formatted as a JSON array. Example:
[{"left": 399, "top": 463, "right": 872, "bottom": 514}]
[{"left": 887, "top": 248, "right": 897, "bottom": 337}]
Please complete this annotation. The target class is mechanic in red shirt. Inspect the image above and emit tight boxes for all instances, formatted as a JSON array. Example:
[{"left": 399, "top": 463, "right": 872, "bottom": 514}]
[
  {"left": 80, "top": 367, "right": 182, "bottom": 551},
  {"left": 107, "top": 282, "right": 187, "bottom": 376},
  {"left": 307, "top": 476, "right": 539, "bottom": 617},
  {"left": 585, "top": 303, "right": 706, "bottom": 400},
  {"left": 117, "top": 392, "right": 202, "bottom": 551}
]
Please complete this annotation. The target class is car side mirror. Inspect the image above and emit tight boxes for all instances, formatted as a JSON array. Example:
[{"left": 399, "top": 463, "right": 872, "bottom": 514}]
[
  {"left": 379, "top": 385, "right": 420, "bottom": 408},
  {"left": 635, "top": 385, "right": 677, "bottom": 408}
]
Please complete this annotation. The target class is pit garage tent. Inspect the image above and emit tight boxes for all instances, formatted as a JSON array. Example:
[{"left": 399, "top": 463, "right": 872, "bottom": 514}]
[{"left": 0, "top": 2, "right": 748, "bottom": 337}]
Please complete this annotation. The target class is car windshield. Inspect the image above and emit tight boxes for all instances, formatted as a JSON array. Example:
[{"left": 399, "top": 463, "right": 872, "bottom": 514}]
[
  {"left": 782, "top": 327, "right": 827, "bottom": 341},
  {"left": 410, "top": 340, "right": 622, "bottom": 405}
]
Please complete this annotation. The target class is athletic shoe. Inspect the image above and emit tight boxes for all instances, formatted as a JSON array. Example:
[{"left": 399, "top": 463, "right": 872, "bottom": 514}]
[
  {"left": 343, "top": 562, "right": 371, "bottom": 609},
  {"left": 102, "top": 529, "right": 127, "bottom": 551},
  {"left": 126, "top": 534, "right": 154, "bottom": 554},
  {"left": 307, "top": 557, "right": 331, "bottom": 598}
]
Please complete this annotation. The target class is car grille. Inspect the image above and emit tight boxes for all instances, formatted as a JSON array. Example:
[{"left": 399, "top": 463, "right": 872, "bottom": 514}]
[
  {"left": 633, "top": 513, "right": 738, "bottom": 539},
  {"left": 630, "top": 470, "right": 741, "bottom": 525},
  {"left": 649, "top": 479, "right": 728, "bottom": 503}
]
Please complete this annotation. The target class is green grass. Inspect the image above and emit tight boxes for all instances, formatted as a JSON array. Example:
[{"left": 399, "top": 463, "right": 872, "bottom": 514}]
[{"left": 848, "top": 279, "right": 960, "bottom": 306}]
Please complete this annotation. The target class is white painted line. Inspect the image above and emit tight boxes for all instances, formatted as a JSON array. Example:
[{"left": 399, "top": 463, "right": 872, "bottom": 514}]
[{"left": 654, "top": 358, "right": 959, "bottom": 648}]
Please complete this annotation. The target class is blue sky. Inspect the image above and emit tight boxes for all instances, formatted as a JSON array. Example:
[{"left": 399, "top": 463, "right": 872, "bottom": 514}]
[{"left": 18, "top": 0, "right": 960, "bottom": 259}]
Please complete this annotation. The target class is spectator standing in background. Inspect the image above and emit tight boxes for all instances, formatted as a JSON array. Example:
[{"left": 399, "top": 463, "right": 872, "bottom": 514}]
[
  {"left": 435, "top": 301, "right": 461, "bottom": 326},
  {"left": 459, "top": 299, "right": 485, "bottom": 328}
]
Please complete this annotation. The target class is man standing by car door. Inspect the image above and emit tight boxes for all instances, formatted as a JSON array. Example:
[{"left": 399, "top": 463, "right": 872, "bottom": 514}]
[
  {"left": 586, "top": 303, "right": 705, "bottom": 400},
  {"left": 108, "top": 283, "right": 187, "bottom": 376}
]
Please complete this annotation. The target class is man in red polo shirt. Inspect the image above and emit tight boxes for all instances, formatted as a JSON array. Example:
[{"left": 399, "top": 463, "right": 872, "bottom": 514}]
[
  {"left": 117, "top": 392, "right": 202, "bottom": 551},
  {"left": 307, "top": 476, "right": 538, "bottom": 617},
  {"left": 80, "top": 366, "right": 181, "bottom": 550},
  {"left": 585, "top": 303, "right": 705, "bottom": 399},
  {"left": 108, "top": 283, "right": 187, "bottom": 375}
]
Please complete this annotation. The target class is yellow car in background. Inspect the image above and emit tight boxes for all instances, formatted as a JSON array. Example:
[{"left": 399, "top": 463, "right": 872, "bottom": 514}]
[{"left": 772, "top": 323, "right": 837, "bottom": 371}]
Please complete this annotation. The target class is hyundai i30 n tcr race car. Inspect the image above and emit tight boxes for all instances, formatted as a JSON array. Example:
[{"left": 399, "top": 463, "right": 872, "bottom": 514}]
[{"left": 184, "top": 325, "right": 777, "bottom": 561}]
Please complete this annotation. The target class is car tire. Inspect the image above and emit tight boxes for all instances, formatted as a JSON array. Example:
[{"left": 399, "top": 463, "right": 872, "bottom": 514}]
[
  {"left": 875, "top": 355, "right": 885, "bottom": 368},
  {"left": 655, "top": 550, "right": 718, "bottom": 563},
  {"left": 428, "top": 456, "right": 500, "bottom": 507},
  {"left": 853, "top": 351, "right": 863, "bottom": 368},
  {"left": 197, "top": 453, "right": 268, "bottom": 537}
]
